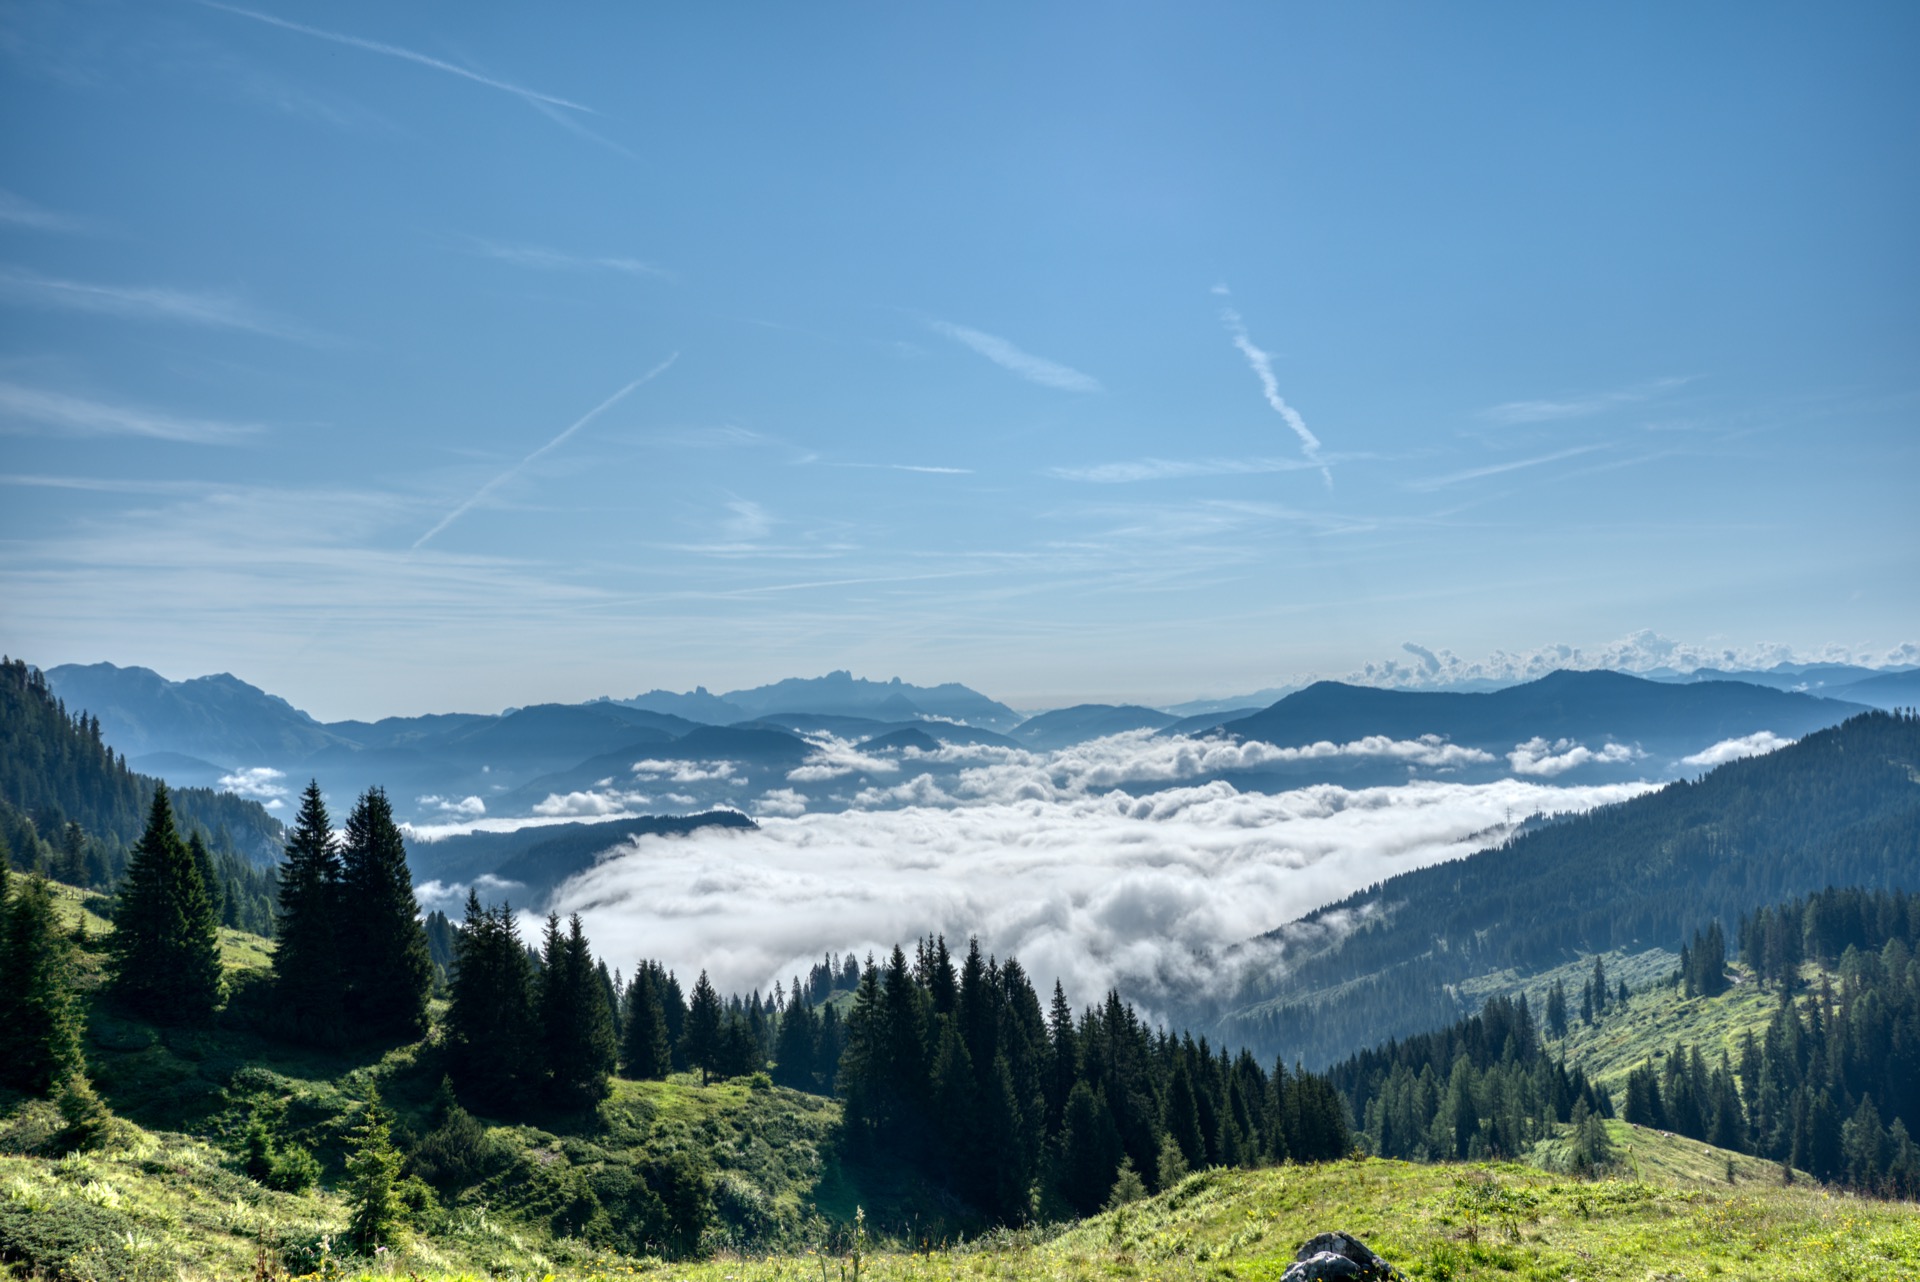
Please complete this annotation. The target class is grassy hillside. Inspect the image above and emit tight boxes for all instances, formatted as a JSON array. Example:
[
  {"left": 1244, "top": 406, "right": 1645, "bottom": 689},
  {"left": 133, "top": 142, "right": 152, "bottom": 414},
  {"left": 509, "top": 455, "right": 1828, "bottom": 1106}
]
[
  {"left": 1550, "top": 967, "right": 1780, "bottom": 1094},
  {"left": 1, "top": 902, "right": 882, "bottom": 1279},
  {"left": 10, "top": 1134, "right": 1914, "bottom": 1280}
]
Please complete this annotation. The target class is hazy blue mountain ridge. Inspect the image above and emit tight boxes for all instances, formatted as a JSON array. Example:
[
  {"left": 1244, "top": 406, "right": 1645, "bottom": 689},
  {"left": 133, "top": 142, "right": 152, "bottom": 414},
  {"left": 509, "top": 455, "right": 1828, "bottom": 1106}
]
[{"left": 1218, "top": 669, "right": 1866, "bottom": 759}]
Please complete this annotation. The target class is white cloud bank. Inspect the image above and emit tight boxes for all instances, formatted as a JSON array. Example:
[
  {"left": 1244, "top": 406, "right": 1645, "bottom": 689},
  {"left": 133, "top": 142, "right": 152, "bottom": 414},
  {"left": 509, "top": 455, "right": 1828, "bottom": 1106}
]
[
  {"left": 418, "top": 794, "right": 486, "bottom": 818},
  {"left": 549, "top": 775, "right": 1653, "bottom": 1013},
  {"left": 1506, "top": 738, "right": 1641, "bottom": 777},
  {"left": 218, "top": 766, "right": 288, "bottom": 800},
  {"left": 1681, "top": 732, "right": 1794, "bottom": 769}
]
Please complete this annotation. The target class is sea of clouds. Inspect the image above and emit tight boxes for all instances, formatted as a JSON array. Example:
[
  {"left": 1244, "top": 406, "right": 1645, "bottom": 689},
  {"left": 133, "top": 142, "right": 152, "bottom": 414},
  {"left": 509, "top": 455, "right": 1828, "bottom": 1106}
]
[
  {"left": 543, "top": 768, "right": 1653, "bottom": 1014},
  {"left": 402, "top": 723, "right": 1801, "bottom": 1017}
]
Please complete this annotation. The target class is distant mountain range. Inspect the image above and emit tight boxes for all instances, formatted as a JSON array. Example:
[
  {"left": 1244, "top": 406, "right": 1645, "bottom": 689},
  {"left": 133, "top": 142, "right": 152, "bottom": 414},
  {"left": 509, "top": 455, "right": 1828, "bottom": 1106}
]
[
  {"left": 1215, "top": 669, "right": 1866, "bottom": 772},
  {"left": 39, "top": 660, "right": 1892, "bottom": 828}
]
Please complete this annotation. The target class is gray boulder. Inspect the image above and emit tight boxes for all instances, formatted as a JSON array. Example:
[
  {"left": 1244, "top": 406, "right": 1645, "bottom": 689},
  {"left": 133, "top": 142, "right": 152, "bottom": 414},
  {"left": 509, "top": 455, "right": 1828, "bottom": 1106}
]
[{"left": 1280, "top": 1232, "right": 1395, "bottom": 1282}]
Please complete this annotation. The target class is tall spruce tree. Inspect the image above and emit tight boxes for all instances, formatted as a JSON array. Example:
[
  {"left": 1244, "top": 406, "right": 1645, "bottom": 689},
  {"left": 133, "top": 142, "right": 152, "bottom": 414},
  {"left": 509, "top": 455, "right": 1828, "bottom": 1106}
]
[
  {"left": 107, "top": 786, "right": 224, "bottom": 1024},
  {"left": 445, "top": 891, "right": 537, "bottom": 1109},
  {"left": 0, "top": 875, "right": 86, "bottom": 1094},
  {"left": 770, "top": 992, "right": 817, "bottom": 1091},
  {"left": 539, "top": 913, "right": 618, "bottom": 1108},
  {"left": 683, "top": 970, "right": 723, "bottom": 1084},
  {"left": 622, "top": 964, "right": 674, "bottom": 1081},
  {"left": 1546, "top": 979, "right": 1568, "bottom": 1039},
  {"left": 338, "top": 787, "right": 432, "bottom": 1042},
  {"left": 272, "top": 781, "right": 343, "bottom": 1042}
]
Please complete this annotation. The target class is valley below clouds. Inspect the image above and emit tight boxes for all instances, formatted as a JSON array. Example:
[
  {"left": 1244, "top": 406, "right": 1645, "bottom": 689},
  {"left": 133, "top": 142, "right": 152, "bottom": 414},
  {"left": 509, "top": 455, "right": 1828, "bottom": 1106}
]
[{"left": 537, "top": 747, "right": 1654, "bottom": 1017}]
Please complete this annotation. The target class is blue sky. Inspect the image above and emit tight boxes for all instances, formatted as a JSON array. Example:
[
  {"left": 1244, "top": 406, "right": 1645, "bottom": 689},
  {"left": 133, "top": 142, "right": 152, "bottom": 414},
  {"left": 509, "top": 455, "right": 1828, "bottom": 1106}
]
[{"left": 2, "top": 1, "right": 1916, "bottom": 719}]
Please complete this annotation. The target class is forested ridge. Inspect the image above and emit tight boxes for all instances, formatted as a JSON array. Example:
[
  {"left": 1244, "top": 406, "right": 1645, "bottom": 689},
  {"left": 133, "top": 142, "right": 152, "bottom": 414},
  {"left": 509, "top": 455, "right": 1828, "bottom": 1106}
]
[
  {"left": 1, "top": 657, "right": 283, "bottom": 932},
  {"left": 1224, "top": 710, "right": 1920, "bottom": 1066}
]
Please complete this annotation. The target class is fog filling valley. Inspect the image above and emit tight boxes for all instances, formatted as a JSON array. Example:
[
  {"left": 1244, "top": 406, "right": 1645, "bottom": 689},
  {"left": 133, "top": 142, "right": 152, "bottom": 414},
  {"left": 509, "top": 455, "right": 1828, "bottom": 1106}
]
[{"left": 415, "top": 727, "right": 1680, "bottom": 1018}]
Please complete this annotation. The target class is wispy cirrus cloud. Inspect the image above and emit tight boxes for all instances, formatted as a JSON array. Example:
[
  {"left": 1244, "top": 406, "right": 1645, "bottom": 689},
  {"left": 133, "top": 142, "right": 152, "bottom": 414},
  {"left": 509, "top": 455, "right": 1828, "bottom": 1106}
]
[
  {"left": 1050, "top": 455, "right": 1325, "bottom": 484},
  {"left": 467, "top": 239, "right": 666, "bottom": 279},
  {"left": 0, "top": 265, "right": 316, "bottom": 340},
  {"left": 1483, "top": 377, "right": 1690, "bottom": 425},
  {"left": 1217, "top": 295, "right": 1331, "bottom": 487},
  {"left": 413, "top": 354, "right": 678, "bottom": 550},
  {"left": 0, "top": 189, "right": 91, "bottom": 234},
  {"left": 0, "top": 381, "right": 262, "bottom": 445},
  {"left": 197, "top": 2, "right": 594, "bottom": 114},
  {"left": 832, "top": 462, "right": 974, "bottom": 475},
  {"left": 1404, "top": 444, "right": 1606, "bottom": 492},
  {"left": 927, "top": 320, "right": 1102, "bottom": 393},
  {"left": 0, "top": 474, "right": 225, "bottom": 495}
]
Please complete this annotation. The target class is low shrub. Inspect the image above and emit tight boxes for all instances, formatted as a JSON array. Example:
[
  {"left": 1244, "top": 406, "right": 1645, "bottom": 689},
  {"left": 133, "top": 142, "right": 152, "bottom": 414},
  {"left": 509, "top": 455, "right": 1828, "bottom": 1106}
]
[{"left": 0, "top": 1195, "right": 170, "bottom": 1281}]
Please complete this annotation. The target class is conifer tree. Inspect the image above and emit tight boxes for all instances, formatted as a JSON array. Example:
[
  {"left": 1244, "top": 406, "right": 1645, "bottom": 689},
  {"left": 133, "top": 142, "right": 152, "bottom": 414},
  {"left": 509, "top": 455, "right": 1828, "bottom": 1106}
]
[
  {"left": 445, "top": 891, "right": 536, "bottom": 1109},
  {"left": 539, "top": 913, "right": 618, "bottom": 1108},
  {"left": 1057, "top": 1082, "right": 1122, "bottom": 1216},
  {"left": 272, "top": 781, "right": 343, "bottom": 1041},
  {"left": 660, "top": 969, "right": 689, "bottom": 1068},
  {"left": 345, "top": 1095, "right": 406, "bottom": 1252},
  {"left": 187, "top": 829, "right": 224, "bottom": 924},
  {"left": 683, "top": 970, "right": 723, "bottom": 1084},
  {"left": 1162, "top": 1058, "right": 1206, "bottom": 1171},
  {"left": 622, "top": 964, "right": 674, "bottom": 1081},
  {"left": 337, "top": 788, "right": 432, "bottom": 1042},
  {"left": 1045, "top": 981, "right": 1078, "bottom": 1130},
  {"left": 108, "top": 785, "right": 224, "bottom": 1023},
  {"left": 770, "top": 991, "right": 816, "bottom": 1090},
  {"left": 1545, "top": 980, "right": 1568, "bottom": 1039},
  {"left": 0, "top": 875, "right": 85, "bottom": 1094}
]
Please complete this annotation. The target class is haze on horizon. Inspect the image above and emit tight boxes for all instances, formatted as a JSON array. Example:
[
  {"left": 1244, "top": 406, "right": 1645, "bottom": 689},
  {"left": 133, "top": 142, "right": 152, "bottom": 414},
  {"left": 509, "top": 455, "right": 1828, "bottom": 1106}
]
[{"left": 1, "top": 3, "right": 1916, "bottom": 721}]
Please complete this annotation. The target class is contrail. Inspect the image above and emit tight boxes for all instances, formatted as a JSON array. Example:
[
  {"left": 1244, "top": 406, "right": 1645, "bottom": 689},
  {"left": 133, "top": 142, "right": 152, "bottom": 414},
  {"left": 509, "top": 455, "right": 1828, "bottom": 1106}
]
[
  {"left": 412, "top": 354, "right": 678, "bottom": 550},
  {"left": 198, "top": 2, "right": 595, "bottom": 114},
  {"left": 1221, "top": 305, "right": 1332, "bottom": 487}
]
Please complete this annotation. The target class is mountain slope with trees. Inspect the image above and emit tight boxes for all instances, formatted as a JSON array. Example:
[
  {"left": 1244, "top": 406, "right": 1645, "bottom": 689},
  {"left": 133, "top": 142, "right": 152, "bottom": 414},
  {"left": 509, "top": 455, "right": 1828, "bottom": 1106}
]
[
  {"left": 2, "top": 658, "right": 283, "bottom": 931},
  {"left": 1217, "top": 709, "right": 1920, "bottom": 1066}
]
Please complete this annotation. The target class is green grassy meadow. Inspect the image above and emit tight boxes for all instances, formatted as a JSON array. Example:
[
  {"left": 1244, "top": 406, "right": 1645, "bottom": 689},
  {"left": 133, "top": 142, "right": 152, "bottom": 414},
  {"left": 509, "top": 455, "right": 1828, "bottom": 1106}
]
[{"left": 6, "top": 1130, "right": 1917, "bottom": 1281}]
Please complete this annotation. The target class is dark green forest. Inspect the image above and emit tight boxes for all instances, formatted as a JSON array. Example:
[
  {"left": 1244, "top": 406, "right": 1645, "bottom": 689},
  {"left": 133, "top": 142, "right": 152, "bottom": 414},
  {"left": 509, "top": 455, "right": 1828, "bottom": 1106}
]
[
  {"left": 1224, "top": 710, "right": 1920, "bottom": 1066},
  {"left": 1, "top": 657, "right": 283, "bottom": 933},
  {"left": 1329, "top": 993, "right": 1615, "bottom": 1168}
]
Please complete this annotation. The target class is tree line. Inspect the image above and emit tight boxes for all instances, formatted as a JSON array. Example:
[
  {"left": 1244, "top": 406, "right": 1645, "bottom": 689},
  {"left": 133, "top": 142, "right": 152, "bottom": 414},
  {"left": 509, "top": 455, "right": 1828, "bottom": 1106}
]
[
  {"left": 832, "top": 936, "right": 1350, "bottom": 1222},
  {"left": 1621, "top": 887, "right": 1920, "bottom": 1197},
  {"left": 1328, "top": 992, "right": 1614, "bottom": 1168}
]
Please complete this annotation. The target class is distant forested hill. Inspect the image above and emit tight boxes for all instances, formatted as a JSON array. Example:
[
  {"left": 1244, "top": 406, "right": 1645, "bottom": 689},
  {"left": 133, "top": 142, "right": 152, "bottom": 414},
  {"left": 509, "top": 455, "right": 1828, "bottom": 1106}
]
[
  {"left": 1, "top": 658, "right": 284, "bottom": 901},
  {"left": 1216, "top": 710, "right": 1920, "bottom": 1067}
]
